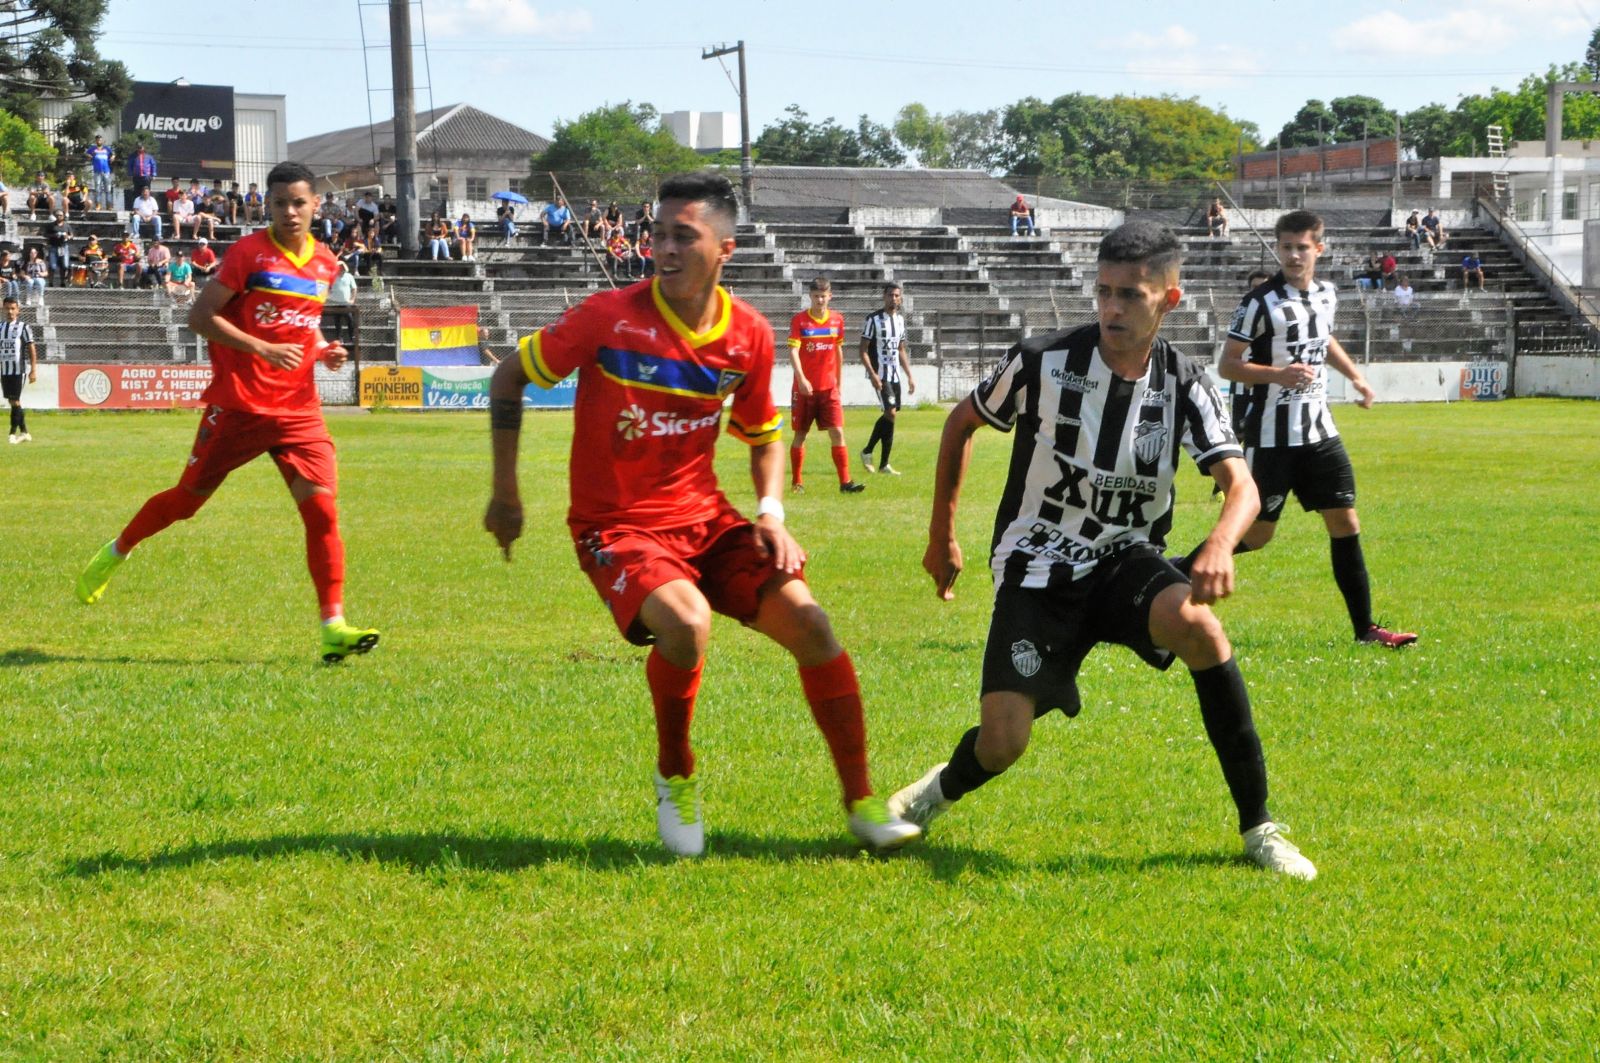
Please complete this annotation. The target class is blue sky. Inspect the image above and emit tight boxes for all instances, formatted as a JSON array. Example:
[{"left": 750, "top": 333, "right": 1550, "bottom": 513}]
[{"left": 100, "top": 0, "right": 1600, "bottom": 147}]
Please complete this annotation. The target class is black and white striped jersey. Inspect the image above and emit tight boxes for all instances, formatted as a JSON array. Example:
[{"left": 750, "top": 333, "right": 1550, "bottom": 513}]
[
  {"left": 1228, "top": 271, "right": 1340, "bottom": 448},
  {"left": 973, "top": 324, "right": 1241, "bottom": 589},
  {"left": 861, "top": 309, "right": 906, "bottom": 383},
  {"left": 0, "top": 320, "right": 34, "bottom": 376}
]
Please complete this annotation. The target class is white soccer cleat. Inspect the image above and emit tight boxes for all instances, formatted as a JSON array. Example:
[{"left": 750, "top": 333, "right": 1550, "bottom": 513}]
[
  {"left": 6, "top": 433, "right": 16, "bottom": 445},
  {"left": 878, "top": 464, "right": 901, "bottom": 476},
  {"left": 19, "top": 432, "right": 31, "bottom": 443},
  {"left": 1242, "top": 821, "right": 1317, "bottom": 881},
  {"left": 847, "top": 794, "right": 922, "bottom": 851},
  {"left": 887, "top": 762, "right": 953, "bottom": 830},
  {"left": 654, "top": 771, "right": 704, "bottom": 857},
  {"left": 859, "top": 448, "right": 876, "bottom": 474}
]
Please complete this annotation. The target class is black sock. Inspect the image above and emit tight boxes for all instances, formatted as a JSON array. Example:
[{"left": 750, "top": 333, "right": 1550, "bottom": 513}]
[
  {"left": 8, "top": 406, "right": 18, "bottom": 432},
  {"left": 1330, "top": 533, "right": 1372, "bottom": 637},
  {"left": 14, "top": 407, "right": 23, "bottom": 433},
  {"left": 1192, "top": 658, "right": 1270, "bottom": 833},
  {"left": 1173, "top": 539, "right": 1252, "bottom": 577},
  {"left": 864, "top": 415, "right": 887, "bottom": 460},
  {"left": 881, "top": 418, "right": 896, "bottom": 466},
  {"left": 937, "top": 726, "right": 1000, "bottom": 801}
]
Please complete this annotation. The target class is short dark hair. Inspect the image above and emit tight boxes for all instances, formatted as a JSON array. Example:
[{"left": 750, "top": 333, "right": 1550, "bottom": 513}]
[
  {"left": 1097, "top": 220, "right": 1182, "bottom": 276},
  {"left": 809, "top": 275, "right": 831, "bottom": 292},
  {"left": 1274, "top": 209, "right": 1323, "bottom": 238},
  {"left": 265, "top": 161, "right": 316, "bottom": 192},
  {"left": 882, "top": 282, "right": 902, "bottom": 295},
  {"left": 2, "top": 296, "right": 18, "bottom": 308},
  {"left": 657, "top": 171, "right": 739, "bottom": 235}
]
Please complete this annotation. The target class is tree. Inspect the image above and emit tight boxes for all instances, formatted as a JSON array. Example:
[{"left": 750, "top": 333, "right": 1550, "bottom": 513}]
[
  {"left": 894, "top": 103, "right": 950, "bottom": 168},
  {"left": 997, "top": 93, "right": 1250, "bottom": 181},
  {"left": 0, "top": 0, "right": 131, "bottom": 146},
  {"left": 0, "top": 107, "right": 56, "bottom": 185},
  {"left": 529, "top": 101, "right": 706, "bottom": 199},
  {"left": 1400, "top": 103, "right": 1455, "bottom": 160},
  {"left": 1276, "top": 95, "right": 1394, "bottom": 147},
  {"left": 854, "top": 115, "right": 905, "bottom": 167},
  {"left": 895, "top": 104, "right": 1003, "bottom": 171},
  {"left": 1587, "top": 23, "right": 1600, "bottom": 79},
  {"left": 753, "top": 105, "right": 900, "bottom": 167}
]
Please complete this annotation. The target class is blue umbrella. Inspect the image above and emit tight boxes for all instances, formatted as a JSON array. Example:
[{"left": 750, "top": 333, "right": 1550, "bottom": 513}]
[{"left": 491, "top": 190, "right": 529, "bottom": 204}]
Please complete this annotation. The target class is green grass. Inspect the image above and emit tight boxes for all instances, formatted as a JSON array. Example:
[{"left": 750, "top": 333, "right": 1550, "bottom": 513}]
[{"left": 2, "top": 400, "right": 1597, "bottom": 1059}]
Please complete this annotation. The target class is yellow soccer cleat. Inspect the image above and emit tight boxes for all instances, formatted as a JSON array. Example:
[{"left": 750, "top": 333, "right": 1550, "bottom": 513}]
[
  {"left": 321, "top": 621, "right": 380, "bottom": 664},
  {"left": 75, "top": 540, "right": 125, "bottom": 604}
]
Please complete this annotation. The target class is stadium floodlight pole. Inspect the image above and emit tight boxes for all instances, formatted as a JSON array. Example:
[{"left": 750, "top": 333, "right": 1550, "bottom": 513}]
[
  {"left": 702, "top": 41, "right": 753, "bottom": 211},
  {"left": 390, "top": 0, "right": 420, "bottom": 259}
]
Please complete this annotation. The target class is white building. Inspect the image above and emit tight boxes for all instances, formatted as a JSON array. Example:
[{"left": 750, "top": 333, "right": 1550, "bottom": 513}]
[{"left": 663, "top": 111, "right": 739, "bottom": 153}]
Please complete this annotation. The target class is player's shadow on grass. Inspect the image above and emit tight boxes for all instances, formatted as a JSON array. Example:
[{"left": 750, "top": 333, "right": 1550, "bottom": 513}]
[
  {"left": 63, "top": 831, "right": 1013, "bottom": 878},
  {"left": 0, "top": 647, "right": 257, "bottom": 668},
  {"left": 1039, "top": 850, "right": 1240, "bottom": 875}
]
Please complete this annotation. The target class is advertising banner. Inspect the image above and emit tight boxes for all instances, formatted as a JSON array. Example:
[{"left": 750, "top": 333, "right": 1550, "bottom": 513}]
[
  {"left": 417, "top": 366, "right": 576, "bottom": 408},
  {"left": 1458, "top": 361, "right": 1508, "bottom": 401},
  {"left": 121, "top": 81, "right": 236, "bottom": 179},
  {"left": 57, "top": 364, "right": 213, "bottom": 409},
  {"left": 359, "top": 366, "right": 423, "bottom": 407}
]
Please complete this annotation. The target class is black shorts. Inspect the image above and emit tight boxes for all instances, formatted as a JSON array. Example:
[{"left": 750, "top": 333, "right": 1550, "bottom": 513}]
[
  {"left": 981, "top": 544, "right": 1185, "bottom": 714},
  {"left": 877, "top": 379, "right": 902, "bottom": 414},
  {"left": 1247, "top": 437, "right": 1357, "bottom": 521},
  {"left": 1, "top": 374, "right": 22, "bottom": 402}
]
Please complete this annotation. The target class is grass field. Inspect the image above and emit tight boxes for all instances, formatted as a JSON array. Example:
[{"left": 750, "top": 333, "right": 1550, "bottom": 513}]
[{"left": 2, "top": 399, "right": 1597, "bottom": 1059}]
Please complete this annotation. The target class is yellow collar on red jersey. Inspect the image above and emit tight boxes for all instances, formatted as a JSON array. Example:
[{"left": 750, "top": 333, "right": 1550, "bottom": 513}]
[{"left": 651, "top": 277, "right": 730, "bottom": 348}]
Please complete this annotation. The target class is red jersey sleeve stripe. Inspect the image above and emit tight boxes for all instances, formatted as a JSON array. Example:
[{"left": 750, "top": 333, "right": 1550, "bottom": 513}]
[
  {"left": 518, "top": 332, "right": 563, "bottom": 388},
  {"left": 727, "top": 413, "right": 783, "bottom": 445}
]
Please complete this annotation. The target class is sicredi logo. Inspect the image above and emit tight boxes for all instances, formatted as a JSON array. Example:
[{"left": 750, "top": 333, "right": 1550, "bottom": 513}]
[{"left": 133, "top": 113, "right": 224, "bottom": 133}]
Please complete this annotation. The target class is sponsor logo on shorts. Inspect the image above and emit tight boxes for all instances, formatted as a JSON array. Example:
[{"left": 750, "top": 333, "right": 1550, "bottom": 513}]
[
  {"left": 611, "top": 569, "right": 628, "bottom": 597},
  {"left": 1011, "top": 639, "right": 1042, "bottom": 678},
  {"left": 1264, "top": 493, "right": 1286, "bottom": 513}
]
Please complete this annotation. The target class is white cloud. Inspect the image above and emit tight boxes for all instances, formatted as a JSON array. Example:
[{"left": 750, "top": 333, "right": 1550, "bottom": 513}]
[
  {"left": 1107, "top": 25, "right": 1263, "bottom": 92},
  {"left": 1332, "top": 10, "right": 1512, "bottom": 56},
  {"left": 427, "top": 0, "right": 593, "bottom": 39}
]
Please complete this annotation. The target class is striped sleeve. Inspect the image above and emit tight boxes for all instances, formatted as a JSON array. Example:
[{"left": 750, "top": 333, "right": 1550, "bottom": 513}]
[
  {"left": 971, "top": 346, "right": 1025, "bottom": 432},
  {"left": 517, "top": 299, "right": 597, "bottom": 389},
  {"left": 517, "top": 330, "right": 564, "bottom": 389},
  {"left": 1178, "top": 366, "right": 1243, "bottom": 471},
  {"left": 1226, "top": 292, "right": 1265, "bottom": 344}
]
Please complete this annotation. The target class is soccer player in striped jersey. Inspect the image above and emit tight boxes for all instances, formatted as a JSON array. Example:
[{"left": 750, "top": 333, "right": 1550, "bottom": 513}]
[
  {"left": 74, "top": 161, "right": 380, "bottom": 664},
  {"left": 859, "top": 282, "right": 915, "bottom": 475},
  {"left": 888, "top": 221, "right": 1317, "bottom": 880},
  {"left": 1182, "top": 210, "right": 1416, "bottom": 648},
  {"left": 787, "top": 275, "right": 865, "bottom": 493},
  {"left": 483, "top": 172, "right": 918, "bottom": 857},
  {"left": 1, "top": 297, "right": 38, "bottom": 443}
]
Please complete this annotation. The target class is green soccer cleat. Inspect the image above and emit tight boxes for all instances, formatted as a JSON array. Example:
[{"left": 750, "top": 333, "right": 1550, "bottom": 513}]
[
  {"left": 848, "top": 794, "right": 922, "bottom": 852},
  {"left": 75, "top": 540, "right": 125, "bottom": 604},
  {"left": 321, "top": 621, "right": 380, "bottom": 663}
]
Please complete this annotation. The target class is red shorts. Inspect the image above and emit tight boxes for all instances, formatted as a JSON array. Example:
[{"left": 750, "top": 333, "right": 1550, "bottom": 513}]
[
  {"left": 573, "top": 506, "right": 803, "bottom": 645},
  {"left": 178, "top": 405, "right": 337, "bottom": 494},
  {"left": 791, "top": 387, "right": 843, "bottom": 433}
]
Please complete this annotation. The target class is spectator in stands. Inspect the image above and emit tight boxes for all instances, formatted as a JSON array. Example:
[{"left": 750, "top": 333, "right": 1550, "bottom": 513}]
[
  {"left": 428, "top": 211, "right": 452, "bottom": 260},
  {"left": 144, "top": 238, "right": 171, "bottom": 288},
  {"left": 582, "top": 198, "right": 604, "bottom": 242},
  {"left": 339, "top": 227, "right": 367, "bottom": 276},
  {"left": 635, "top": 227, "right": 654, "bottom": 276},
  {"left": 1009, "top": 194, "right": 1036, "bottom": 236},
  {"left": 171, "top": 191, "right": 197, "bottom": 240},
  {"left": 27, "top": 173, "right": 54, "bottom": 218},
  {"left": 1381, "top": 252, "right": 1397, "bottom": 288},
  {"left": 606, "top": 228, "right": 638, "bottom": 278},
  {"left": 1392, "top": 273, "right": 1418, "bottom": 320},
  {"left": 243, "top": 181, "right": 265, "bottom": 225},
  {"left": 457, "top": 213, "right": 477, "bottom": 261},
  {"left": 127, "top": 145, "right": 158, "bottom": 196},
  {"left": 44, "top": 211, "right": 72, "bottom": 286},
  {"left": 496, "top": 198, "right": 519, "bottom": 240},
  {"left": 379, "top": 209, "right": 399, "bottom": 245},
  {"left": 540, "top": 196, "right": 572, "bottom": 245},
  {"left": 1207, "top": 197, "right": 1229, "bottom": 237},
  {"left": 85, "top": 134, "right": 115, "bottom": 210},
  {"left": 1460, "top": 252, "right": 1485, "bottom": 292},
  {"left": 631, "top": 199, "right": 654, "bottom": 241},
  {"left": 355, "top": 190, "right": 379, "bottom": 232},
  {"left": 1422, "top": 208, "right": 1447, "bottom": 249},
  {"left": 1403, "top": 209, "right": 1423, "bottom": 249},
  {"left": 186, "top": 177, "right": 209, "bottom": 205},
  {"left": 0, "top": 249, "right": 16, "bottom": 302},
  {"left": 1358, "top": 252, "right": 1384, "bottom": 292},
  {"left": 163, "top": 176, "right": 185, "bottom": 219},
  {"left": 190, "top": 237, "right": 219, "bottom": 283},
  {"left": 78, "top": 234, "right": 109, "bottom": 287},
  {"left": 22, "top": 247, "right": 47, "bottom": 305},
  {"left": 129, "top": 185, "right": 164, "bottom": 240},
  {"left": 63, "top": 174, "right": 89, "bottom": 218},
  {"left": 603, "top": 200, "right": 625, "bottom": 242},
  {"left": 111, "top": 234, "right": 143, "bottom": 289},
  {"left": 357, "top": 226, "right": 383, "bottom": 276},
  {"left": 324, "top": 259, "right": 358, "bottom": 346},
  {"left": 165, "top": 250, "right": 194, "bottom": 302},
  {"left": 192, "top": 195, "right": 220, "bottom": 241}
]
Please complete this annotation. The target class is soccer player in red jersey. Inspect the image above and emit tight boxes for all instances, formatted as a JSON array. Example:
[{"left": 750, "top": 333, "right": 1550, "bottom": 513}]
[
  {"left": 75, "top": 161, "right": 380, "bottom": 664},
  {"left": 787, "top": 275, "right": 865, "bottom": 494},
  {"left": 483, "top": 171, "right": 918, "bottom": 856}
]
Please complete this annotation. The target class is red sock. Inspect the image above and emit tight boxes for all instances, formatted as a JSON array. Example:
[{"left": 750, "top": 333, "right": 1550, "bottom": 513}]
[
  {"left": 798, "top": 650, "right": 871, "bottom": 805},
  {"left": 117, "top": 486, "right": 206, "bottom": 553},
  {"left": 831, "top": 445, "right": 850, "bottom": 485},
  {"left": 648, "top": 648, "right": 702, "bottom": 779},
  {"left": 789, "top": 444, "right": 804, "bottom": 485},
  {"left": 297, "top": 492, "right": 346, "bottom": 621}
]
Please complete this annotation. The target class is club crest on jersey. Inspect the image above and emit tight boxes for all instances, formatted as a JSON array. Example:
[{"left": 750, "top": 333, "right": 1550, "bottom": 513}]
[
  {"left": 316, "top": 280, "right": 330, "bottom": 298},
  {"left": 616, "top": 404, "right": 649, "bottom": 440},
  {"left": 716, "top": 368, "right": 746, "bottom": 396},
  {"left": 1011, "top": 640, "right": 1042, "bottom": 678},
  {"left": 1133, "top": 420, "right": 1168, "bottom": 463}
]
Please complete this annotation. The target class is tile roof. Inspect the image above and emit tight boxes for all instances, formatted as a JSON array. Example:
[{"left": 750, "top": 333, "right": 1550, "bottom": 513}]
[{"left": 288, "top": 104, "right": 550, "bottom": 174}]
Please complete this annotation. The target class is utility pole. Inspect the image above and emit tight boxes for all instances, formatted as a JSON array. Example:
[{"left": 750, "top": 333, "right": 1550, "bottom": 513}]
[
  {"left": 702, "top": 41, "right": 752, "bottom": 210},
  {"left": 390, "top": 0, "right": 419, "bottom": 258}
]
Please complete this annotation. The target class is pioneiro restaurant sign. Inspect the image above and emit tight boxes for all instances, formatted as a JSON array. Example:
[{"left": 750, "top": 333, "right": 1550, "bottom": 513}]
[{"left": 121, "top": 81, "right": 235, "bottom": 179}]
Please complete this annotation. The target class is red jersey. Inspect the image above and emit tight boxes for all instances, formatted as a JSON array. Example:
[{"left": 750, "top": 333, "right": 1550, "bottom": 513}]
[
  {"left": 519, "top": 277, "right": 781, "bottom": 531},
  {"left": 787, "top": 308, "right": 845, "bottom": 393},
  {"left": 201, "top": 228, "right": 338, "bottom": 415}
]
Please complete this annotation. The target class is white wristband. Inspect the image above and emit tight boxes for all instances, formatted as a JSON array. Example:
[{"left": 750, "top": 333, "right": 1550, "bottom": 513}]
[{"left": 756, "top": 496, "right": 785, "bottom": 523}]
